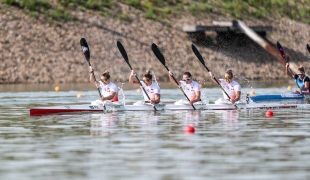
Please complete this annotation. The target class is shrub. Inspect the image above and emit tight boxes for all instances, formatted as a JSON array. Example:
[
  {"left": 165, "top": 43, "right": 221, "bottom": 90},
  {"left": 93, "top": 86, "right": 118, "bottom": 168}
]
[
  {"left": 125, "top": 0, "right": 141, "bottom": 8},
  {"left": 145, "top": 7, "right": 156, "bottom": 20},
  {"left": 0, "top": 0, "right": 18, "bottom": 5},
  {"left": 22, "top": 0, "right": 51, "bottom": 12},
  {"left": 52, "top": 7, "right": 69, "bottom": 20},
  {"left": 117, "top": 13, "right": 131, "bottom": 21}
]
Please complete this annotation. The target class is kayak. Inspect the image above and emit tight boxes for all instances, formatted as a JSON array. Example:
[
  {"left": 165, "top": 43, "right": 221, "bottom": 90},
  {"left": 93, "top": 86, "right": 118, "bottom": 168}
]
[
  {"left": 29, "top": 100, "right": 204, "bottom": 116},
  {"left": 249, "top": 94, "right": 304, "bottom": 102},
  {"left": 29, "top": 100, "right": 305, "bottom": 116}
]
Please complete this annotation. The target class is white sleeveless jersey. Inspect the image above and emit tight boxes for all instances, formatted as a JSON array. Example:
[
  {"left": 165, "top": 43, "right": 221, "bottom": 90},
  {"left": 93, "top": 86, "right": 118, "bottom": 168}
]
[
  {"left": 98, "top": 81, "right": 118, "bottom": 101},
  {"left": 219, "top": 79, "right": 241, "bottom": 100},
  {"left": 180, "top": 80, "right": 201, "bottom": 100},
  {"left": 140, "top": 81, "right": 160, "bottom": 101}
]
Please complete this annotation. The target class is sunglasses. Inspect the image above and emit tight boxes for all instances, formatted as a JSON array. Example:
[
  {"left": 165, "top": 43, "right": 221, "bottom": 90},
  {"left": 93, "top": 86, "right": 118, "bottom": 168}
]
[
  {"left": 143, "top": 79, "right": 150, "bottom": 83},
  {"left": 182, "top": 78, "right": 191, "bottom": 81},
  {"left": 297, "top": 73, "right": 304, "bottom": 76},
  {"left": 101, "top": 78, "right": 108, "bottom": 82}
]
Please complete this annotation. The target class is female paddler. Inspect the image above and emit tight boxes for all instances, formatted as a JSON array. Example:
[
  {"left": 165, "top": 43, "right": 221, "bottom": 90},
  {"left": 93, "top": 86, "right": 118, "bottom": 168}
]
[
  {"left": 286, "top": 63, "right": 310, "bottom": 94},
  {"left": 209, "top": 70, "right": 241, "bottom": 104},
  {"left": 168, "top": 71, "right": 201, "bottom": 105},
  {"left": 129, "top": 69, "right": 161, "bottom": 104},
  {"left": 89, "top": 67, "right": 118, "bottom": 102}
]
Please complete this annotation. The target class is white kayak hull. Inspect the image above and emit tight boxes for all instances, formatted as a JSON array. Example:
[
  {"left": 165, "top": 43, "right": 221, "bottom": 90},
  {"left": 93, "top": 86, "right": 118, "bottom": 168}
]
[
  {"left": 249, "top": 94, "right": 304, "bottom": 102},
  {"left": 29, "top": 102, "right": 304, "bottom": 116}
]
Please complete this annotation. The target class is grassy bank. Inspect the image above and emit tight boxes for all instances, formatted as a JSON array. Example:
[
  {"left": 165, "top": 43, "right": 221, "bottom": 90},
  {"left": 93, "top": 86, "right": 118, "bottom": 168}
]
[{"left": 1, "top": 0, "right": 310, "bottom": 24}]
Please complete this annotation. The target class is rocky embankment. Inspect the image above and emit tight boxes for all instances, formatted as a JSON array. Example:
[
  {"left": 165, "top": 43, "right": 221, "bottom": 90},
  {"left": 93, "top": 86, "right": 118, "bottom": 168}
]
[{"left": 1, "top": 3, "right": 310, "bottom": 85}]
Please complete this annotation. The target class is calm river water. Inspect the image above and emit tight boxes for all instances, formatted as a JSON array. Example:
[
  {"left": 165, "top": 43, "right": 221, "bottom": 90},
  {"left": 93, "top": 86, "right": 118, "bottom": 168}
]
[{"left": 1, "top": 83, "right": 310, "bottom": 180}]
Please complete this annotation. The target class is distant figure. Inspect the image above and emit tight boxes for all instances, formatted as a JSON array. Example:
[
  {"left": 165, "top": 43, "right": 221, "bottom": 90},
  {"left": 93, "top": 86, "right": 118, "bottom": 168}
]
[
  {"left": 286, "top": 63, "right": 310, "bottom": 94},
  {"left": 129, "top": 70, "right": 161, "bottom": 104},
  {"left": 89, "top": 67, "right": 118, "bottom": 102},
  {"left": 209, "top": 70, "right": 241, "bottom": 104},
  {"left": 169, "top": 71, "right": 201, "bottom": 105}
]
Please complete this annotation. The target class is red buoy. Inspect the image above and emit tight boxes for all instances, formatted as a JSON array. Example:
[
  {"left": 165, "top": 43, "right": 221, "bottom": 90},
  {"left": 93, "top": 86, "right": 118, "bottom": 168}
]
[
  {"left": 185, "top": 126, "right": 195, "bottom": 134},
  {"left": 266, "top": 110, "right": 274, "bottom": 117}
]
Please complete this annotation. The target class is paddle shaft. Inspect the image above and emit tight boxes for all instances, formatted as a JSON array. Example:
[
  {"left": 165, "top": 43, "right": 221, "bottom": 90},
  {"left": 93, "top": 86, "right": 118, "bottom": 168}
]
[
  {"left": 166, "top": 66, "right": 195, "bottom": 104},
  {"left": 151, "top": 43, "right": 196, "bottom": 110},
  {"left": 204, "top": 65, "right": 233, "bottom": 101},
  {"left": 131, "top": 71, "right": 158, "bottom": 111},
  {"left": 88, "top": 63, "right": 103, "bottom": 98},
  {"left": 80, "top": 38, "right": 106, "bottom": 110},
  {"left": 191, "top": 44, "right": 238, "bottom": 107},
  {"left": 117, "top": 41, "right": 157, "bottom": 111},
  {"left": 277, "top": 41, "right": 301, "bottom": 88}
]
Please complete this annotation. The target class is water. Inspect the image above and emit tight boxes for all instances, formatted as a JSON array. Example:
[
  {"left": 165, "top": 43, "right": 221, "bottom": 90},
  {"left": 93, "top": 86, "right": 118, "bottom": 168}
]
[{"left": 1, "top": 83, "right": 310, "bottom": 179}]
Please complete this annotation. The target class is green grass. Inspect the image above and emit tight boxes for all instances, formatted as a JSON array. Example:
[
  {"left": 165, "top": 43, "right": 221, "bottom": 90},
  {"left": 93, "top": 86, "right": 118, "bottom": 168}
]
[
  {"left": 1, "top": 0, "right": 310, "bottom": 24},
  {"left": 117, "top": 13, "right": 131, "bottom": 21},
  {"left": 52, "top": 7, "right": 69, "bottom": 20}
]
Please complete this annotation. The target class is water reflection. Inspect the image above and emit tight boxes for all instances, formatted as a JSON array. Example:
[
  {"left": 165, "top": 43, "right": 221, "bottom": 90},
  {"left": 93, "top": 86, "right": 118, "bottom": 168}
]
[
  {"left": 2, "top": 87, "right": 310, "bottom": 179},
  {"left": 220, "top": 110, "right": 240, "bottom": 131},
  {"left": 91, "top": 113, "right": 119, "bottom": 127},
  {"left": 90, "top": 111, "right": 162, "bottom": 137},
  {"left": 183, "top": 110, "right": 201, "bottom": 126}
]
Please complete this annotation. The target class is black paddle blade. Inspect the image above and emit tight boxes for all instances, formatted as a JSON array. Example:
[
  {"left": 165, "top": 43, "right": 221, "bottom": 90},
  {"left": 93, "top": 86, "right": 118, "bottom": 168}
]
[
  {"left": 151, "top": 43, "right": 166, "bottom": 66},
  {"left": 276, "top": 41, "right": 286, "bottom": 59},
  {"left": 117, "top": 40, "right": 132, "bottom": 69},
  {"left": 307, "top": 44, "right": 310, "bottom": 53},
  {"left": 191, "top": 44, "right": 206, "bottom": 67},
  {"left": 117, "top": 41, "right": 129, "bottom": 61},
  {"left": 80, "top": 38, "right": 90, "bottom": 61}
]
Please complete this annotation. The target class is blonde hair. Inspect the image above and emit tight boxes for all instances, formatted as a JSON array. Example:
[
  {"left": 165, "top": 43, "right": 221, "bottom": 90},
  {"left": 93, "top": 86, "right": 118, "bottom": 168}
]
[
  {"left": 144, "top": 69, "right": 152, "bottom": 79},
  {"left": 102, "top": 71, "right": 110, "bottom": 79},
  {"left": 226, "top": 70, "right": 233, "bottom": 79},
  {"left": 298, "top": 66, "right": 305, "bottom": 73}
]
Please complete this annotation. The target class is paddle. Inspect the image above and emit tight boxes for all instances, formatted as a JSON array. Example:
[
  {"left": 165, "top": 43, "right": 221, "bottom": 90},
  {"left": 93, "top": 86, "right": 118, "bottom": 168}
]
[
  {"left": 276, "top": 41, "right": 300, "bottom": 88},
  {"left": 117, "top": 40, "right": 157, "bottom": 111},
  {"left": 80, "top": 38, "right": 104, "bottom": 98},
  {"left": 276, "top": 41, "right": 290, "bottom": 63},
  {"left": 151, "top": 43, "right": 196, "bottom": 110},
  {"left": 307, "top": 44, "right": 310, "bottom": 53},
  {"left": 191, "top": 44, "right": 238, "bottom": 108}
]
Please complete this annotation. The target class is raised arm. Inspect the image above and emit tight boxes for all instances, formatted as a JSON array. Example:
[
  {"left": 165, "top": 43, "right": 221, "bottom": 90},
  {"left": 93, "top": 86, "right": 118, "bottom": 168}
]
[
  {"left": 286, "top": 63, "right": 294, "bottom": 78},
  {"left": 129, "top": 70, "right": 140, "bottom": 86},
  {"left": 209, "top": 71, "right": 218, "bottom": 83},
  {"left": 89, "top": 67, "right": 99, "bottom": 86},
  {"left": 169, "top": 72, "right": 179, "bottom": 86}
]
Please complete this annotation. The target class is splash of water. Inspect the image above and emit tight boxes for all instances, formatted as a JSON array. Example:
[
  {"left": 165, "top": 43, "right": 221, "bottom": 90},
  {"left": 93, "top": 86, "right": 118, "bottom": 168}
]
[
  {"left": 152, "top": 71, "right": 159, "bottom": 85},
  {"left": 118, "top": 83, "right": 126, "bottom": 105},
  {"left": 200, "top": 89, "right": 209, "bottom": 104}
]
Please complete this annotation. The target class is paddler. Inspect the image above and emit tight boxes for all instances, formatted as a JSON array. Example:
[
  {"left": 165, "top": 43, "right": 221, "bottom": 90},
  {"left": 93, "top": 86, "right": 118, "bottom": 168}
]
[
  {"left": 129, "top": 69, "right": 161, "bottom": 104},
  {"left": 168, "top": 71, "right": 201, "bottom": 105},
  {"left": 286, "top": 63, "right": 310, "bottom": 94},
  {"left": 209, "top": 70, "right": 241, "bottom": 104},
  {"left": 89, "top": 67, "right": 118, "bottom": 102}
]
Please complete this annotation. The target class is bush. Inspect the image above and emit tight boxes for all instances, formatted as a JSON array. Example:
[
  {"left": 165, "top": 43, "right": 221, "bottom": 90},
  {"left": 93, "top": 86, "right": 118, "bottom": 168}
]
[
  {"left": 22, "top": 0, "right": 51, "bottom": 12},
  {"left": 52, "top": 7, "right": 69, "bottom": 20},
  {"left": 125, "top": 0, "right": 141, "bottom": 8},
  {"left": 189, "top": 2, "right": 212, "bottom": 15},
  {"left": 145, "top": 7, "right": 156, "bottom": 20},
  {"left": 0, "top": 0, "right": 18, "bottom": 5},
  {"left": 117, "top": 13, "right": 131, "bottom": 21},
  {"left": 85, "top": 0, "right": 102, "bottom": 10},
  {"left": 102, "top": 0, "right": 113, "bottom": 8}
]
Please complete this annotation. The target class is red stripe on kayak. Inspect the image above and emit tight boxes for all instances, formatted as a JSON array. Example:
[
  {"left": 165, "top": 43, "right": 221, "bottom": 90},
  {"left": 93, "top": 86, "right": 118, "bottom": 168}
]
[
  {"left": 255, "top": 105, "right": 298, "bottom": 109},
  {"left": 30, "top": 108, "right": 103, "bottom": 116}
]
